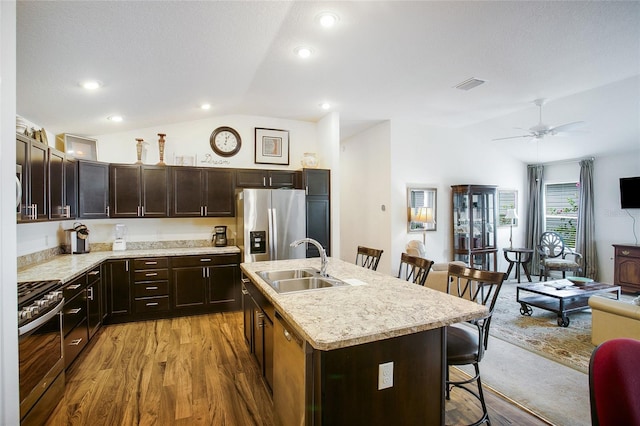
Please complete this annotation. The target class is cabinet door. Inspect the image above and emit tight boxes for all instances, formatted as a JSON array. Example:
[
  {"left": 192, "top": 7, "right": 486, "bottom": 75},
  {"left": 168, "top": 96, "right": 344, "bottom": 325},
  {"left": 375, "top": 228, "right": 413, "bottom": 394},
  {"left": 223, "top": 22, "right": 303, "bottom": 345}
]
[
  {"left": 253, "top": 299, "right": 265, "bottom": 373},
  {"left": 207, "top": 264, "right": 238, "bottom": 305},
  {"left": 141, "top": 166, "right": 168, "bottom": 217},
  {"left": 203, "top": 169, "right": 235, "bottom": 216},
  {"left": 268, "top": 171, "right": 299, "bottom": 188},
  {"left": 306, "top": 198, "right": 330, "bottom": 257},
  {"left": 110, "top": 164, "right": 141, "bottom": 217},
  {"left": 236, "top": 169, "right": 268, "bottom": 188},
  {"left": 29, "top": 140, "right": 49, "bottom": 220},
  {"left": 263, "top": 315, "right": 274, "bottom": 391},
  {"left": 78, "top": 161, "right": 109, "bottom": 219},
  {"left": 16, "top": 136, "right": 29, "bottom": 221},
  {"left": 49, "top": 148, "right": 66, "bottom": 219},
  {"left": 170, "top": 167, "right": 204, "bottom": 216},
  {"left": 105, "top": 259, "right": 132, "bottom": 317},
  {"left": 304, "top": 169, "right": 330, "bottom": 196},
  {"left": 242, "top": 282, "right": 253, "bottom": 349},
  {"left": 87, "top": 276, "right": 102, "bottom": 339},
  {"left": 172, "top": 266, "right": 207, "bottom": 308},
  {"left": 65, "top": 158, "right": 78, "bottom": 219}
]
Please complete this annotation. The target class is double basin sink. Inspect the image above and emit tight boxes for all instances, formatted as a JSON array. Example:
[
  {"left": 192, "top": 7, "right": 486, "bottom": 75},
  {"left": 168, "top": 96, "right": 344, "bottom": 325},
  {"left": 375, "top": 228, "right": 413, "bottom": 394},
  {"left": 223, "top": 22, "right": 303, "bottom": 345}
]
[{"left": 257, "top": 268, "right": 348, "bottom": 294}]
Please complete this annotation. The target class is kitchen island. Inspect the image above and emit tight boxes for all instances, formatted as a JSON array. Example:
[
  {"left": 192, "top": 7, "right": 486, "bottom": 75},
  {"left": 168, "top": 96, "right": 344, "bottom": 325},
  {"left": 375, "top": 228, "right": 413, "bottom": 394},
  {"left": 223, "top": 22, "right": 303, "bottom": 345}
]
[{"left": 241, "top": 258, "right": 488, "bottom": 426}]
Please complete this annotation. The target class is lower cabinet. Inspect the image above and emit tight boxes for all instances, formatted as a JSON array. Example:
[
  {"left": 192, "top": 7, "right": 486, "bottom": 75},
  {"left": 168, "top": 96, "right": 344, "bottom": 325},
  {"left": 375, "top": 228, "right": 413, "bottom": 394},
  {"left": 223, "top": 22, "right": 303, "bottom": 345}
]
[
  {"left": 242, "top": 276, "right": 274, "bottom": 392},
  {"left": 133, "top": 257, "right": 170, "bottom": 316},
  {"left": 86, "top": 265, "right": 102, "bottom": 339},
  {"left": 104, "top": 259, "right": 132, "bottom": 320},
  {"left": 613, "top": 244, "right": 640, "bottom": 293},
  {"left": 63, "top": 274, "right": 89, "bottom": 369}
]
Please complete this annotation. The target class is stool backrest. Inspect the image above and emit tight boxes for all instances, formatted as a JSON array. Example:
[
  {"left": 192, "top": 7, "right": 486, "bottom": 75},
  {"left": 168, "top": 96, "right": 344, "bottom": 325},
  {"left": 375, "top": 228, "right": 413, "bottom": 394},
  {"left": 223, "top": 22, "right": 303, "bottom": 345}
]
[
  {"left": 397, "top": 252, "right": 434, "bottom": 286},
  {"left": 355, "top": 246, "right": 384, "bottom": 271}
]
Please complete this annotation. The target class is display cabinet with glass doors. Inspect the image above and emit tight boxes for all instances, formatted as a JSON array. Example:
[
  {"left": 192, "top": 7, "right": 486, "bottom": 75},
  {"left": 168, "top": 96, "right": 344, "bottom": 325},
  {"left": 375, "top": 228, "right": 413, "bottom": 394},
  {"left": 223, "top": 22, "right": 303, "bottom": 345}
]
[{"left": 451, "top": 185, "right": 498, "bottom": 271}]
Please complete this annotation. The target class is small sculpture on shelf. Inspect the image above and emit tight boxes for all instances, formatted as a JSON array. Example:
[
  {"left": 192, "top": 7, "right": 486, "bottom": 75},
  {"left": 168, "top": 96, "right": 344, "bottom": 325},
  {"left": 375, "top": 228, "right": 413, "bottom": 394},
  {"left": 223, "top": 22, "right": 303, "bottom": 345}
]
[
  {"left": 135, "top": 138, "right": 144, "bottom": 164},
  {"left": 157, "top": 133, "right": 166, "bottom": 165}
]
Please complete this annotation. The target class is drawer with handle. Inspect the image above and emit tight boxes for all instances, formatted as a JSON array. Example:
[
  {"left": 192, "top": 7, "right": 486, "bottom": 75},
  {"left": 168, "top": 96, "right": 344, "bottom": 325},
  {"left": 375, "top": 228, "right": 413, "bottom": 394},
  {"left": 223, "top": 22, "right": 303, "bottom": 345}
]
[
  {"left": 134, "top": 268, "right": 169, "bottom": 282},
  {"left": 63, "top": 290, "right": 87, "bottom": 336},
  {"left": 133, "top": 281, "right": 169, "bottom": 298},
  {"left": 64, "top": 317, "right": 89, "bottom": 369},
  {"left": 134, "top": 296, "right": 170, "bottom": 313},
  {"left": 63, "top": 275, "right": 87, "bottom": 301},
  {"left": 86, "top": 267, "right": 101, "bottom": 284},
  {"left": 133, "top": 257, "right": 169, "bottom": 270}
]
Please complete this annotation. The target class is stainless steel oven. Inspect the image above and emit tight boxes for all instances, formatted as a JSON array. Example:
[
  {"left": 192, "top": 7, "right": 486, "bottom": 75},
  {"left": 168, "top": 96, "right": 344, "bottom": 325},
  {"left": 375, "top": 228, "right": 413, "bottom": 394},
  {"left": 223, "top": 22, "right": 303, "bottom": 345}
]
[{"left": 18, "top": 280, "right": 65, "bottom": 425}]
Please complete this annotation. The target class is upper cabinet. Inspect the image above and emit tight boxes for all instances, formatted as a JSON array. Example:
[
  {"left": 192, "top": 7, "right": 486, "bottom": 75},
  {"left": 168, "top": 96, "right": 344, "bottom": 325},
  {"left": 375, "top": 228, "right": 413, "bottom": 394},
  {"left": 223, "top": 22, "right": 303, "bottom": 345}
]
[
  {"left": 77, "top": 160, "right": 110, "bottom": 219},
  {"left": 170, "top": 167, "right": 235, "bottom": 217},
  {"left": 16, "top": 134, "right": 49, "bottom": 221},
  {"left": 49, "top": 147, "right": 77, "bottom": 220},
  {"left": 236, "top": 169, "right": 300, "bottom": 189},
  {"left": 451, "top": 184, "right": 498, "bottom": 271},
  {"left": 110, "top": 164, "right": 169, "bottom": 218}
]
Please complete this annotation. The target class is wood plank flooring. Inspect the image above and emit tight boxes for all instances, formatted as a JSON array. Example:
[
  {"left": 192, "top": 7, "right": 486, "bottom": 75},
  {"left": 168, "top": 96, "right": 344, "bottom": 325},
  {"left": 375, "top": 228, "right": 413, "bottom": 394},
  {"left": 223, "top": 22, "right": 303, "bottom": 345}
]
[{"left": 46, "top": 312, "right": 549, "bottom": 425}]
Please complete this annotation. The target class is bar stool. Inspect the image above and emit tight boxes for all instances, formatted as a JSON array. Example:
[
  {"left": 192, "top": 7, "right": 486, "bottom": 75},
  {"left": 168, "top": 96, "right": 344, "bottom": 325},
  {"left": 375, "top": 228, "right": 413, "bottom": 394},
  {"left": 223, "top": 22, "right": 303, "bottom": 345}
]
[
  {"left": 355, "top": 246, "right": 384, "bottom": 271},
  {"left": 397, "top": 252, "right": 434, "bottom": 286}
]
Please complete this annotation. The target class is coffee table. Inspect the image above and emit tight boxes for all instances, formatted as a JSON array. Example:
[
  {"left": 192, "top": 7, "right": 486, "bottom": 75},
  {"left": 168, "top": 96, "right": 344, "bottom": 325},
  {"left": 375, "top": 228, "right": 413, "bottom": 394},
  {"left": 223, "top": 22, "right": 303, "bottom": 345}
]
[{"left": 516, "top": 280, "right": 621, "bottom": 327}]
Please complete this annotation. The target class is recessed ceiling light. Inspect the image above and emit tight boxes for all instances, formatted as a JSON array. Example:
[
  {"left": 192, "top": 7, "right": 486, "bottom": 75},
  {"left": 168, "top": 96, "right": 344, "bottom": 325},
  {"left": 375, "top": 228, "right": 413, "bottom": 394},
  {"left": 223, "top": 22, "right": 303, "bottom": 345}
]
[
  {"left": 317, "top": 12, "right": 339, "bottom": 28},
  {"left": 454, "top": 78, "right": 486, "bottom": 91},
  {"left": 320, "top": 102, "right": 331, "bottom": 110},
  {"left": 294, "top": 46, "right": 312, "bottom": 59},
  {"left": 80, "top": 80, "right": 102, "bottom": 90},
  {"left": 201, "top": 103, "right": 211, "bottom": 110},
  {"left": 107, "top": 115, "right": 123, "bottom": 122}
]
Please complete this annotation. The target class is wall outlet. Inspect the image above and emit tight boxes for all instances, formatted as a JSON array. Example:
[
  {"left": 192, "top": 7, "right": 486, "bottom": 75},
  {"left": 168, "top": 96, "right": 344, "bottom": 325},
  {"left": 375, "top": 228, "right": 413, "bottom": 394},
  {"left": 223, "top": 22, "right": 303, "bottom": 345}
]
[{"left": 378, "top": 361, "right": 394, "bottom": 390}]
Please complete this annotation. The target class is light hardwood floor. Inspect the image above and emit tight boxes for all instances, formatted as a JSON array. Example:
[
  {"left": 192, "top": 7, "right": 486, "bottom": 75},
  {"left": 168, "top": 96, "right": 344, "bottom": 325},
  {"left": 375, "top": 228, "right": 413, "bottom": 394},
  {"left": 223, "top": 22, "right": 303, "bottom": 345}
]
[{"left": 46, "top": 312, "right": 548, "bottom": 425}]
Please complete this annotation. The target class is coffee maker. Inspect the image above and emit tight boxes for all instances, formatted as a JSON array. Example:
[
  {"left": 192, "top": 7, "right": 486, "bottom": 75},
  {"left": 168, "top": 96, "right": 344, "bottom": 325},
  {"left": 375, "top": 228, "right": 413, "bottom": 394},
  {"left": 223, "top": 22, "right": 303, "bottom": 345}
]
[
  {"left": 64, "top": 222, "right": 90, "bottom": 254},
  {"left": 213, "top": 226, "right": 227, "bottom": 247}
]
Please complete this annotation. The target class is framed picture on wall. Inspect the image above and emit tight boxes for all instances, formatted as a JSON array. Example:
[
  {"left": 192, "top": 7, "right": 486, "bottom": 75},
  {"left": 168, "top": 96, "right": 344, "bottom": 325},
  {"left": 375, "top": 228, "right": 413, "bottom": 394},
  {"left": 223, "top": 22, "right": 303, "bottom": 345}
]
[{"left": 255, "top": 128, "right": 289, "bottom": 165}]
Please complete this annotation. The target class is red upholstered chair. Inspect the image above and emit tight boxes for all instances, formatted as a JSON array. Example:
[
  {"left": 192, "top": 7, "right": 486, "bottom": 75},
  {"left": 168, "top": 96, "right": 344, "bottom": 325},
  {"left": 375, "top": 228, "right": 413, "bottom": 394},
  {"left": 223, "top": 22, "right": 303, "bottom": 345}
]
[{"left": 589, "top": 338, "right": 640, "bottom": 426}]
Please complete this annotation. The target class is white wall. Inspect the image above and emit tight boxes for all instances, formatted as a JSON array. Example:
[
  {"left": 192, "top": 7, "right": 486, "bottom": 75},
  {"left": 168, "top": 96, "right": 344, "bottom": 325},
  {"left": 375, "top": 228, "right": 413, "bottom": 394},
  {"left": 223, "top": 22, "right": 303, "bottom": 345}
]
[
  {"left": 17, "top": 115, "right": 320, "bottom": 255},
  {"left": 1, "top": 1, "right": 20, "bottom": 423},
  {"left": 340, "top": 121, "right": 392, "bottom": 273},
  {"left": 316, "top": 112, "right": 341, "bottom": 258}
]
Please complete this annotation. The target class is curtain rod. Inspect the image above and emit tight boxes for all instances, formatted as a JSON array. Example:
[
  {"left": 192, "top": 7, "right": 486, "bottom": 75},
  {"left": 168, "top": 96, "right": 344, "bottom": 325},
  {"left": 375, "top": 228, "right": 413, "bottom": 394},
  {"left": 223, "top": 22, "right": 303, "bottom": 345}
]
[{"left": 528, "top": 156, "right": 595, "bottom": 167}]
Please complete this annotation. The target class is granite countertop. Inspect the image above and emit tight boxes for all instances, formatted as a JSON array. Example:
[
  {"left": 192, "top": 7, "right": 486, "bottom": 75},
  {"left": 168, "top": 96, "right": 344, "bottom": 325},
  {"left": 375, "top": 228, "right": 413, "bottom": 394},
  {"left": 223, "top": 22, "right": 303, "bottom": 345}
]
[
  {"left": 18, "top": 246, "right": 240, "bottom": 283},
  {"left": 240, "top": 258, "right": 488, "bottom": 351}
]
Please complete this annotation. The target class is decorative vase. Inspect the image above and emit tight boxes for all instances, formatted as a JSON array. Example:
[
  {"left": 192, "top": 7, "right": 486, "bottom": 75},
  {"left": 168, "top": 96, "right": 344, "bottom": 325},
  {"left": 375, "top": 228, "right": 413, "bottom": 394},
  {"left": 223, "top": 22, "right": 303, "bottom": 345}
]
[
  {"left": 135, "top": 138, "right": 144, "bottom": 164},
  {"left": 157, "top": 133, "right": 166, "bottom": 165},
  {"left": 301, "top": 152, "right": 318, "bottom": 168}
]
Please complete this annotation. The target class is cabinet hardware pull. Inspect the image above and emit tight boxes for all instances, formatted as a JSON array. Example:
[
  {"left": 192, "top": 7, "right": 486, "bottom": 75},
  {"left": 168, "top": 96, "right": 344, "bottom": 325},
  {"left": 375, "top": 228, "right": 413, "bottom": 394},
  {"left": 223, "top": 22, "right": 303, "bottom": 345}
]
[
  {"left": 67, "top": 284, "right": 81, "bottom": 290},
  {"left": 145, "top": 272, "right": 158, "bottom": 277},
  {"left": 204, "top": 206, "right": 208, "bottom": 216},
  {"left": 622, "top": 250, "right": 630, "bottom": 255},
  {"left": 241, "top": 278, "right": 250, "bottom": 284},
  {"left": 145, "top": 261, "right": 158, "bottom": 265},
  {"left": 283, "top": 328, "right": 292, "bottom": 341},
  {"left": 269, "top": 177, "right": 273, "bottom": 186},
  {"left": 88, "top": 287, "right": 94, "bottom": 300},
  {"left": 146, "top": 302, "right": 159, "bottom": 307},
  {"left": 64, "top": 205, "right": 71, "bottom": 218},
  {"left": 305, "top": 186, "right": 309, "bottom": 196},
  {"left": 126, "top": 260, "right": 129, "bottom": 271},
  {"left": 106, "top": 206, "right": 110, "bottom": 216},
  {"left": 69, "top": 338, "right": 83, "bottom": 346},
  {"left": 263, "top": 177, "right": 266, "bottom": 186},
  {"left": 141, "top": 206, "right": 145, "bottom": 216},
  {"left": 68, "top": 308, "right": 82, "bottom": 314},
  {"left": 241, "top": 288, "right": 249, "bottom": 295},
  {"left": 146, "top": 286, "right": 158, "bottom": 290},
  {"left": 88, "top": 270, "right": 100, "bottom": 276},
  {"left": 200, "top": 258, "right": 212, "bottom": 262}
]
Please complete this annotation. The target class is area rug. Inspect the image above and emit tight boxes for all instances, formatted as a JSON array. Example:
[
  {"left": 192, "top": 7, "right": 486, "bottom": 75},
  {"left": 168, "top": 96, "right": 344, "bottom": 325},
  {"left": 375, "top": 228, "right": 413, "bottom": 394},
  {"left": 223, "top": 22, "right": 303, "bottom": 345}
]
[{"left": 489, "top": 280, "right": 632, "bottom": 374}]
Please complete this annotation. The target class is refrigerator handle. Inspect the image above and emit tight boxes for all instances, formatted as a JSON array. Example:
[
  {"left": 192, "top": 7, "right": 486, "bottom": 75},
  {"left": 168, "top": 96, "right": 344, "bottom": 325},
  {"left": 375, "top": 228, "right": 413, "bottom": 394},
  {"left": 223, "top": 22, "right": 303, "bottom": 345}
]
[{"left": 269, "top": 209, "right": 280, "bottom": 260}]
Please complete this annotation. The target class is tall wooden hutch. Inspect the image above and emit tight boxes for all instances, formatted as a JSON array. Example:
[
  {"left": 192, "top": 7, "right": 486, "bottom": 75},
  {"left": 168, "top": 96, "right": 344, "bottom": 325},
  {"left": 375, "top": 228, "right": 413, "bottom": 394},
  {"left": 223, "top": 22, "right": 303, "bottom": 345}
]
[{"left": 451, "top": 184, "right": 498, "bottom": 271}]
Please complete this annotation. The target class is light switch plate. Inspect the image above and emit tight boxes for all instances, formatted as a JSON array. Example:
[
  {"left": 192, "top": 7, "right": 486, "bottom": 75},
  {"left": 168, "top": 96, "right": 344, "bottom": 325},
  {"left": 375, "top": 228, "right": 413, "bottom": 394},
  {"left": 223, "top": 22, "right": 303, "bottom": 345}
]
[{"left": 378, "top": 361, "right": 394, "bottom": 390}]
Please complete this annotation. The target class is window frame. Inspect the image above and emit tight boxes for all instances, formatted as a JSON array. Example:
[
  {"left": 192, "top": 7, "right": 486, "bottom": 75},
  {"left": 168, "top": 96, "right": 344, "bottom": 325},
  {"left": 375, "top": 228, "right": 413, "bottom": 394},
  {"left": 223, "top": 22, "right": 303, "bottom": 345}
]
[{"left": 544, "top": 181, "right": 580, "bottom": 249}]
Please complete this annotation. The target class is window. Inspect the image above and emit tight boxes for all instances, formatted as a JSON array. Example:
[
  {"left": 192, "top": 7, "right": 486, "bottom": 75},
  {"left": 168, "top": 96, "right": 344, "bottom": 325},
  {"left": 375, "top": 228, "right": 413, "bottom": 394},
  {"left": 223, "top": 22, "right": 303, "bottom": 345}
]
[{"left": 545, "top": 182, "right": 579, "bottom": 248}]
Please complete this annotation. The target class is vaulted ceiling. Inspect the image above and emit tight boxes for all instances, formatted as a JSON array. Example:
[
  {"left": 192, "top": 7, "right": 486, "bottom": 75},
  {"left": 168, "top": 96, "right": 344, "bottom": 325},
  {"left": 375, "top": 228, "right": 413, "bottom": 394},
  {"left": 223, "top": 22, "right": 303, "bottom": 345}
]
[{"left": 16, "top": 1, "right": 640, "bottom": 163}]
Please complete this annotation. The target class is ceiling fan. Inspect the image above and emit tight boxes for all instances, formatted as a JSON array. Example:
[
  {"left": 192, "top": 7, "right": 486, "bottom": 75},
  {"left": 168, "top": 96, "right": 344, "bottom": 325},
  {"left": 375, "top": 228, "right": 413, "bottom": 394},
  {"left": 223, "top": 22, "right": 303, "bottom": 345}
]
[{"left": 492, "top": 98, "right": 585, "bottom": 141}]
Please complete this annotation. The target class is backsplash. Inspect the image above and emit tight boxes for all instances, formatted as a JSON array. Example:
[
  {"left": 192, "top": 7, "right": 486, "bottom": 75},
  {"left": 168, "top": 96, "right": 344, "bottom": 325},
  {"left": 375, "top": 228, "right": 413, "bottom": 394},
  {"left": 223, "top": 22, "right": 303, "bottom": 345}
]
[{"left": 17, "top": 239, "right": 235, "bottom": 271}]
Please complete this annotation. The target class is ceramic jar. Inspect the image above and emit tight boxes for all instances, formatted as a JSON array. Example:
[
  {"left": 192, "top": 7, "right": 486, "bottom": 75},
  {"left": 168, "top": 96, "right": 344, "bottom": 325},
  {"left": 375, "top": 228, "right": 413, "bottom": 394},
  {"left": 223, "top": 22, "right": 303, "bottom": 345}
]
[{"left": 301, "top": 152, "right": 318, "bottom": 168}]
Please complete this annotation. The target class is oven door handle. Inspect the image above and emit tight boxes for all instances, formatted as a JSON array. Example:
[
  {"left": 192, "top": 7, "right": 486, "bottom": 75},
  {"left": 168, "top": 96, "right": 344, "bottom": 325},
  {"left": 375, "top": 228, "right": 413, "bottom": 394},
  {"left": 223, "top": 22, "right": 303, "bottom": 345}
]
[{"left": 18, "top": 299, "right": 64, "bottom": 337}]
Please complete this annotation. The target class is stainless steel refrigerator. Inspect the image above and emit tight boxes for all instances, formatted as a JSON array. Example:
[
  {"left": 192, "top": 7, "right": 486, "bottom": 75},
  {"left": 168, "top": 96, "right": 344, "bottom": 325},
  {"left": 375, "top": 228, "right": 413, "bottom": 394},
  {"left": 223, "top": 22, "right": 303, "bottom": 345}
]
[{"left": 237, "top": 189, "right": 306, "bottom": 262}]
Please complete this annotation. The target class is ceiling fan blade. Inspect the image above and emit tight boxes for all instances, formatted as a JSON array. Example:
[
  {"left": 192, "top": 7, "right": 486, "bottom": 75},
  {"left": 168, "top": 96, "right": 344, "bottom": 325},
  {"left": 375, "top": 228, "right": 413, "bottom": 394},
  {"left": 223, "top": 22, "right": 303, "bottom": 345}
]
[
  {"left": 492, "top": 134, "right": 532, "bottom": 141},
  {"left": 549, "top": 121, "right": 585, "bottom": 134}
]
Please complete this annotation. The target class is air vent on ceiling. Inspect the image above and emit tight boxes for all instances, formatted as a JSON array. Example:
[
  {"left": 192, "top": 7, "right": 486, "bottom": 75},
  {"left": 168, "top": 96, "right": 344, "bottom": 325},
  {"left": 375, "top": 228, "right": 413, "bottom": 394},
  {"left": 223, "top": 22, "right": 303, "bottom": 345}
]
[{"left": 454, "top": 78, "right": 486, "bottom": 91}]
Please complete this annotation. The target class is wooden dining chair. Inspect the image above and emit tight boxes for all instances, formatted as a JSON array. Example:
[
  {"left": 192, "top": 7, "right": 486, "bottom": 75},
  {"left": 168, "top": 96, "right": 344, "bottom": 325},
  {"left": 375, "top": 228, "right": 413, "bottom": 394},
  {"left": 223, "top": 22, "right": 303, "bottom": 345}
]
[
  {"left": 397, "top": 252, "right": 434, "bottom": 286},
  {"left": 445, "top": 263, "right": 506, "bottom": 426},
  {"left": 355, "top": 246, "right": 384, "bottom": 271}
]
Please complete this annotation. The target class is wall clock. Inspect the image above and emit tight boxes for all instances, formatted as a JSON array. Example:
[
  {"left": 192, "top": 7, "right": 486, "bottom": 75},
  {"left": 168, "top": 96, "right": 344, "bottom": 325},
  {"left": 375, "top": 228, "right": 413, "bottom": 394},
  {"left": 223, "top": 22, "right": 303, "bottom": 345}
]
[{"left": 210, "top": 126, "right": 241, "bottom": 157}]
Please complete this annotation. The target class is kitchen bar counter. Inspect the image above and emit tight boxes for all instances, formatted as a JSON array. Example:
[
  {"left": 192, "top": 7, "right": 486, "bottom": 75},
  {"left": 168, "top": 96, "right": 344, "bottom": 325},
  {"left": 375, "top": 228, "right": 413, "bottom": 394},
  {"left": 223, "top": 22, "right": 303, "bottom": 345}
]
[
  {"left": 18, "top": 246, "right": 240, "bottom": 283},
  {"left": 241, "top": 258, "right": 487, "bottom": 351}
]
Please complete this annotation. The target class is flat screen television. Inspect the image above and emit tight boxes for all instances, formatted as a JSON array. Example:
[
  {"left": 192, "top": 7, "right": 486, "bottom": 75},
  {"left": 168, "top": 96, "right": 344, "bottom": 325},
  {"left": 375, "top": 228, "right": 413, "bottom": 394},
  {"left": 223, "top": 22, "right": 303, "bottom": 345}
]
[{"left": 620, "top": 177, "right": 640, "bottom": 209}]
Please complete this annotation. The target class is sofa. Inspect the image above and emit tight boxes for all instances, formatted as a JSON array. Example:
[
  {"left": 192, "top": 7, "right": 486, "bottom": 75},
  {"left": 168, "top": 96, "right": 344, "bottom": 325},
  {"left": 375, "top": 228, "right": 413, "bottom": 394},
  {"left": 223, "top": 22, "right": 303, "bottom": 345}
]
[
  {"left": 588, "top": 296, "right": 640, "bottom": 345},
  {"left": 405, "top": 240, "right": 465, "bottom": 293}
]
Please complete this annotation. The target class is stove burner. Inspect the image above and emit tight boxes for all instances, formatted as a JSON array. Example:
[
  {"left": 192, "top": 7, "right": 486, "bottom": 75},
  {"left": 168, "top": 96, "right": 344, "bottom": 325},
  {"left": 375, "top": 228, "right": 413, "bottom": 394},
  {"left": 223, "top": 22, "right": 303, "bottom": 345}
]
[{"left": 17, "top": 280, "right": 64, "bottom": 328}]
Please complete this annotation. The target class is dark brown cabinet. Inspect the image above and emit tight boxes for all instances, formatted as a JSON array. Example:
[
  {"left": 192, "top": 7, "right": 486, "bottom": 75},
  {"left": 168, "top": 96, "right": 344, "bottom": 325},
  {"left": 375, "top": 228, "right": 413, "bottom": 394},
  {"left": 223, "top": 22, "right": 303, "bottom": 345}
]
[
  {"left": 236, "top": 169, "right": 299, "bottom": 189},
  {"left": 16, "top": 134, "right": 49, "bottom": 221},
  {"left": 49, "top": 147, "right": 77, "bottom": 220},
  {"left": 132, "top": 257, "right": 170, "bottom": 315},
  {"left": 110, "top": 164, "right": 168, "bottom": 218},
  {"left": 170, "top": 167, "right": 235, "bottom": 217},
  {"left": 242, "top": 275, "right": 274, "bottom": 392},
  {"left": 104, "top": 259, "right": 132, "bottom": 319},
  {"left": 304, "top": 169, "right": 331, "bottom": 257},
  {"left": 86, "top": 265, "right": 102, "bottom": 339},
  {"left": 613, "top": 244, "right": 640, "bottom": 293},
  {"left": 63, "top": 274, "right": 89, "bottom": 369},
  {"left": 78, "top": 160, "right": 110, "bottom": 219},
  {"left": 171, "top": 254, "right": 240, "bottom": 312}
]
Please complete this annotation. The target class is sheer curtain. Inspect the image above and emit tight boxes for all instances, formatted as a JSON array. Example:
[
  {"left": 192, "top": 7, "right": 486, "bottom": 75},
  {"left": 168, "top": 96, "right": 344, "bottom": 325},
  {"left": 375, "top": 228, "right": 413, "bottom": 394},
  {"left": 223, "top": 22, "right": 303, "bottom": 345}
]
[
  {"left": 577, "top": 159, "right": 598, "bottom": 279},
  {"left": 526, "top": 165, "right": 545, "bottom": 270}
]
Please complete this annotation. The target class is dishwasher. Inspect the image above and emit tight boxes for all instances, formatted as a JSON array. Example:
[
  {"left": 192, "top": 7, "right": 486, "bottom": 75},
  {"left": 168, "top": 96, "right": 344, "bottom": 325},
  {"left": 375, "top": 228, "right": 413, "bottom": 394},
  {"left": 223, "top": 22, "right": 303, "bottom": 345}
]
[{"left": 273, "top": 312, "right": 306, "bottom": 426}]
